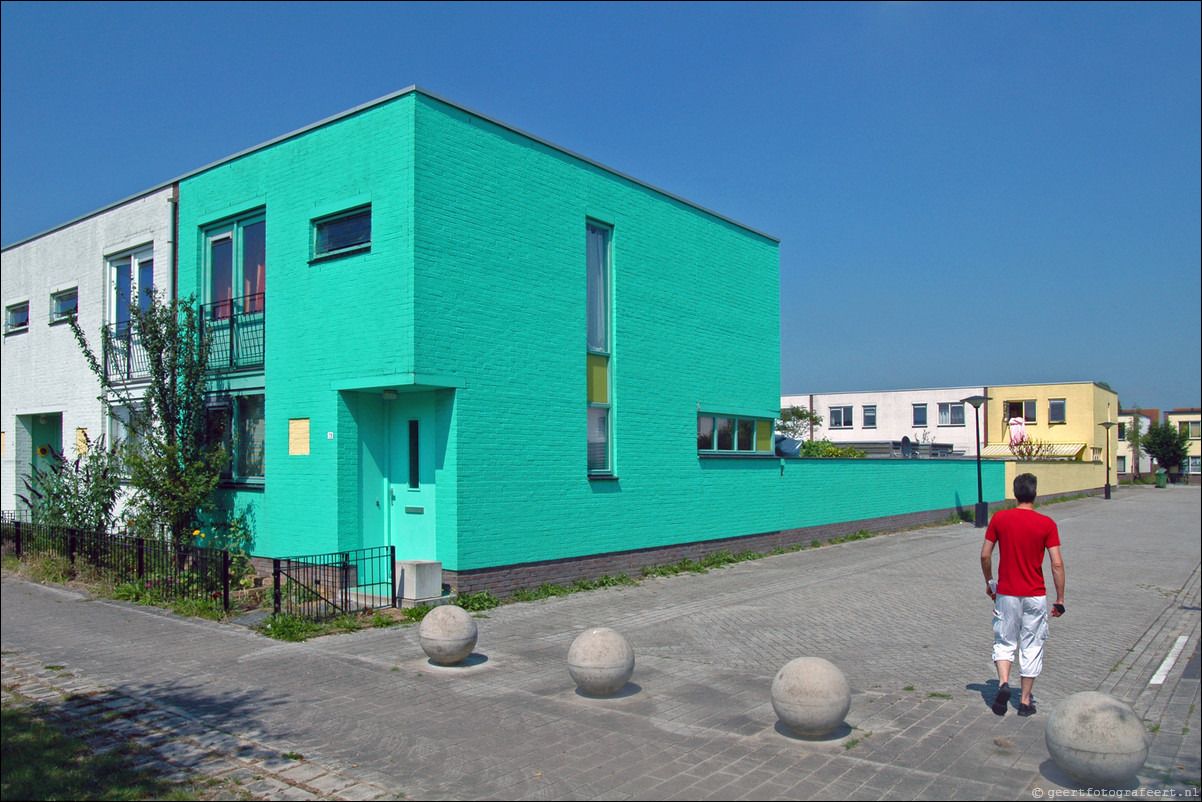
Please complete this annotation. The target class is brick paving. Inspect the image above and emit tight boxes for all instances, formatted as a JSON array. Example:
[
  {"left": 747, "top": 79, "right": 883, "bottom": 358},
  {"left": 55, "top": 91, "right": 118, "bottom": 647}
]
[{"left": 2, "top": 485, "right": 1199, "bottom": 800}]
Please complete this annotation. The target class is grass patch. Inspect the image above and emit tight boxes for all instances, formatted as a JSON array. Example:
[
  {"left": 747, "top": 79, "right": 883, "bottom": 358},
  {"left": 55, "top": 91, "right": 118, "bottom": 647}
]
[
  {"left": 902, "top": 685, "right": 915, "bottom": 692},
  {"left": 927, "top": 692, "right": 952, "bottom": 699},
  {"left": 1, "top": 697, "right": 208, "bottom": 801}
]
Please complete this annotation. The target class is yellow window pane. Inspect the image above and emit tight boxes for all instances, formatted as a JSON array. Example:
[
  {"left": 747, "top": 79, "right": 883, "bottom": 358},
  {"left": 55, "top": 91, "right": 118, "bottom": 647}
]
[
  {"left": 587, "top": 353, "right": 608, "bottom": 404},
  {"left": 289, "top": 419, "right": 310, "bottom": 456},
  {"left": 756, "top": 420, "right": 772, "bottom": 452}
]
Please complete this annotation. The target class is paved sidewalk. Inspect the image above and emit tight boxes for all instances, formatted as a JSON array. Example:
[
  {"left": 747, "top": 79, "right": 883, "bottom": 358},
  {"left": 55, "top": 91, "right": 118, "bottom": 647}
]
[{"left": 3, "top": 486, "right": 1199, "bottom": 800}]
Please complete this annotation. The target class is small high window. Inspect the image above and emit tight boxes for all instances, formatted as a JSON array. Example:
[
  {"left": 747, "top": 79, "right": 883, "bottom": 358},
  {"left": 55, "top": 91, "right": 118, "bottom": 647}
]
[
  {"left": 50, "top": 288, "right": 78, "bottom": 324},
  {"left": 863, "top": 406, "right": 877, "bottom": 428},
  {"left": 698, "top": 415, "right": 773, "bottom": 454},
  {"left": 5, "top": 301, "right": 30, "bottom": 333},
  {"left": 313, "top": 206, "right": 371, "bottom": 260}
]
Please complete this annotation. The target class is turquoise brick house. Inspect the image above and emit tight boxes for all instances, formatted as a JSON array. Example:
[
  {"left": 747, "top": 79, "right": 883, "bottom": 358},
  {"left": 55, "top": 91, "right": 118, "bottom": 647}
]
[{"left": 175, "top": 87, "right": 785, "bottom": 589}]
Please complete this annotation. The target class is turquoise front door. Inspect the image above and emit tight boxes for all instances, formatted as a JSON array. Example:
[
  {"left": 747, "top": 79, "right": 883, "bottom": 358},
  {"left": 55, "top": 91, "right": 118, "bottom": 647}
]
[
  {"left": 387, "top": 393, "right": 437, "bottom": 560},
  {"left": 355, "top": 391, "right": 437, "bottom": 559}
]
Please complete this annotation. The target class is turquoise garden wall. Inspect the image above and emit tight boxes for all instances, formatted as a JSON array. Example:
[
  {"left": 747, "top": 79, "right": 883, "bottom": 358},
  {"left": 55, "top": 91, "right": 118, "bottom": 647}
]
[{"left": 175, "top": 87, "right": 1006, "bottom": 571}]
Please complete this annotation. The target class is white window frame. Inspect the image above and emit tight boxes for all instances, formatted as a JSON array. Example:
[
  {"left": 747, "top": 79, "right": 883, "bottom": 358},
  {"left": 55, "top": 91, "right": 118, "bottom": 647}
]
[
  {"left": 937, "top": 402, "right": 966, "bottom": 427},
  {"left": 49, "top": 288, "right": 78, "bottom": 324},
  {"left": 913, "top": 403, "right": 928, "bottom": 427},
  {"left": 108, "top": 247, "right": 155, "bottom": 329},
  {"left": 5, "top": 300, "right": 30, "bottom": 333},
  {"left": 863, "top": 405, "right": 877, "bottom": 429},
  {"left": 829, "top": 406, "right": 853, "bottom": 429}
]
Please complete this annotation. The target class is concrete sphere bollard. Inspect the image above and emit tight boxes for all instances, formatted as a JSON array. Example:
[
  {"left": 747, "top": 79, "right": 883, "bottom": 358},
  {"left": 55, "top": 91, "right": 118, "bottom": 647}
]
[
  {"left": 567, "top": 627, "right": 635, "bottom": 697},
  {"left": 771, "top": 657, "right": 852, "bottom": 738},
  {"left": 418, "top": 605, "right": 478, "bottom": 665},
  {"left": 1046, "top": 692, "right": 1150, "bottom": 788}
]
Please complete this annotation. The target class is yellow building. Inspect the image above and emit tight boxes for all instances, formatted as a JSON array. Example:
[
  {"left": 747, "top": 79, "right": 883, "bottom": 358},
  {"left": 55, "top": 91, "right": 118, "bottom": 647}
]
[
  {"left": 1165, "top": 407, "right": 1202, "bottom": 483},
  {"left": 980, "top": 382, "right": 1121, "bottom": 480}
]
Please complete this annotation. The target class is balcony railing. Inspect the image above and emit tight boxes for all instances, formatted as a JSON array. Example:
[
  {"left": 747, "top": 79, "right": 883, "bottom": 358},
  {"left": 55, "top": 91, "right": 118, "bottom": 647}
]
[
  {"left": 200, "top": 294, "right": 265, "bottom": 373},
  {"left": 102, "top": 294, "right": 264, "bottom": 384},
  {"left": 104, "top": 321, "right": 151, "bottom": 382}
]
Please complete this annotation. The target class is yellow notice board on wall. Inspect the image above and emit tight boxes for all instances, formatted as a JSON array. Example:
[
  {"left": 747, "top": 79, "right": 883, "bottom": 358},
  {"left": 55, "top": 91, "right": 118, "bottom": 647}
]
[{"left": 288, "top": 419, "right": 310, "bottom": 455}]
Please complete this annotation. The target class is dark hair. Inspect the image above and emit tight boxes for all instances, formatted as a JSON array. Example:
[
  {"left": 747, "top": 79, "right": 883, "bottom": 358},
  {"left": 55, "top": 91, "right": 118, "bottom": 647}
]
[{"left": 1013, "top": 473, "right": 1038, "bottom": 503}]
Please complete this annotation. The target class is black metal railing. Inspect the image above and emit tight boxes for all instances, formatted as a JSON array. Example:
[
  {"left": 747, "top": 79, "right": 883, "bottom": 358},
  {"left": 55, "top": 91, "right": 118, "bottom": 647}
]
[
  {"left": 273, "top": 546, "right": 395, "bottom": 620},
  {"left": 200, "top": 294, "right": 265, "bottom": 373},
  {"left": 1, "top": 518, "right": 231, "bottom": 610},
  {"left": 104, "top": 321, "right": 152, "bottom": 382}
]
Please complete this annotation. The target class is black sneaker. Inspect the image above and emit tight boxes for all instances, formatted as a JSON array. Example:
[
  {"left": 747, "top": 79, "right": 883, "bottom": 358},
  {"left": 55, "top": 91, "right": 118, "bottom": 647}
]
[
  {"left": 992, "top": 683, "right": 1011, "bottom": 715},
  {"left": 1017, "top": 702, "right": 1037, "bottom": 717}
]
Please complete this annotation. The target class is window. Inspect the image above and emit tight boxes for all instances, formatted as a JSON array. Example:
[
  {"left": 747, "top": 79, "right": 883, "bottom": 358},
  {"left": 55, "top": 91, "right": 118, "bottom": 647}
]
[
  {"left": 313, "top": 206, "right": 370, "bottom": 260},
  {"left": 109, "top": 248, "right": 154, "bottom": 330},
  {"left": 863, "top": 406, "right": 877, "bottom": 429},
  {"left": 1117, "top": 456, "right": 1127, "bottom": 473},
  {"left": 829, "top": 406, "right": 853, "bottom": 429},
  {"left": 912, "top": 404, "right": 927, "bottom": 427},
  {"left": 5, "top": 301, "right": 29, "bottom": 333},
  {"left": 938, "top": 402, "right": 965, "bottom": 426},
  {"left": 1118, "top": 423, "right": 1127, "bottom": 441},
  {"left": 206, "top": 213, "right": 265, "bottom": 318},
  {"left": 1049, "top": 399, "right": 1066, "bottom": 424},
  {"left": 698, "top": 415, "right": 773, "bottom": 454},
  {"left": 1179, "top": 421, "right": 1201, "bottom": 439},
  {"left": 587, "top": 222, "right": 612, "bottom": 474},
  {"left": 50, "top": 288, "right": 78, "bottom": 324},
  {"left": 1003, "top": 400, "right": 1036, "bottom": 423},
  {"left": 1187, "top": 456, "right": 1201, "bottom": 474},
  {"left": 205, "top": 394, "right": 265, "bottom": 483}
]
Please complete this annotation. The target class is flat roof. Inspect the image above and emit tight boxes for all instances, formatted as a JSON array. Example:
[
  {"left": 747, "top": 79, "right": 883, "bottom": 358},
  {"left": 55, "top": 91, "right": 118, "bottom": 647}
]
[{"left": 4, "top": 86, "right": 778, "bottom": 251}]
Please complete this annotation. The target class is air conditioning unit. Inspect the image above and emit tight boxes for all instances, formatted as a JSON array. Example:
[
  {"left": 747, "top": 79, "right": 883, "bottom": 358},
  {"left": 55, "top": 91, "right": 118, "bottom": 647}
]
[{"left": 396, "top": 559, "right": 443, "bottom": 607}]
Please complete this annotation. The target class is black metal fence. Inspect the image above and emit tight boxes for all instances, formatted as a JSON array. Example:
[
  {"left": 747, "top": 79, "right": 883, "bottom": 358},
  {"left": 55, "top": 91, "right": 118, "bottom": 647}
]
[
  {"left": 104, "top": 321, "right": 152, "bottom": 382},
  {"left": 273, "top": 546, "right": 395, "bottom": 619},
  {"left": 1, "top": 518, "right": 231, "bottom": 610},
  {"left": 200, "top": 294, "right": 265, "bottom": 373}
]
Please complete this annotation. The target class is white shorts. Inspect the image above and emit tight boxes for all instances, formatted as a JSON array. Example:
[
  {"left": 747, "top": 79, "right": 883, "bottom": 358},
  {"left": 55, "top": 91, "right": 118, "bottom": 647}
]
[{"left": 992, "top": 594, "right": 1049, "bottom": 677}]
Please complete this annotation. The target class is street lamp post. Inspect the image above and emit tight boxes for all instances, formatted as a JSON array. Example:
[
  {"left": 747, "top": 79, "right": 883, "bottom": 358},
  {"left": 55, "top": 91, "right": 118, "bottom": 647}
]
[
  {"left": 1099, "top": 421, "right": 1117, "bottom": 500},
  {"left": 962, "top": 395, "right": 990, "bottom": 528}
]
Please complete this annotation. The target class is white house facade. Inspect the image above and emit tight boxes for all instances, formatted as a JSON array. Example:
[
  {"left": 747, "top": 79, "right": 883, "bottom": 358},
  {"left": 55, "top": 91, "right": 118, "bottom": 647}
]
[
  {"left": 781, "top": 386, "right": 988, "bottom": 455},
  {"left": 1116, "top": 409, "right": 1155, "bottom": 478},
  {"left": 1, "top": 187, "right": 175, "bottom": 512}
]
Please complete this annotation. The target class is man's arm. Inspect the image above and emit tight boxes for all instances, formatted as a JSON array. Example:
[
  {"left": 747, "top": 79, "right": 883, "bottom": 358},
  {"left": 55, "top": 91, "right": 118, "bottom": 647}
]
[
  {"left": 981, "top": 539, "right": 996, "bottom": 599},
  {"left": 1048, "top": 545, "right": 1065, "bottom": 616}
]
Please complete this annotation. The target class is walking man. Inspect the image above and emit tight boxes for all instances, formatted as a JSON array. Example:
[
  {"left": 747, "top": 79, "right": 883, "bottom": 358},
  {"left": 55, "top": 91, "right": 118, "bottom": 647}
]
[{"left": 980, "top": 472, "right": 1066, "bottom": 716}]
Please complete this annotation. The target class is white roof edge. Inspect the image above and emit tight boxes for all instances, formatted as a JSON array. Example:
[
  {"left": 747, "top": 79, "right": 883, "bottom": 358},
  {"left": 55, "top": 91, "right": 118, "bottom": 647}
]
[{"left": 4, "top": 85, "right": 778, "bottom": 251}]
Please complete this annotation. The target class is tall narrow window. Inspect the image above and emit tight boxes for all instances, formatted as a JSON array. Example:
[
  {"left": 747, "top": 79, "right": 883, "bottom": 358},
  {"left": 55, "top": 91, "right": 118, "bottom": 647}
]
[
  {"left": 408, "top": 419, "right": 420, "bottom": 490},
  {"left": 586, "top": 222, "right": 612, "bottom": 474},
  {"left": 109, "top": 248, "right": 154, "bottom": 330},
  {"left": 205, "top": 214, "right": 265, "bottom": 319}
]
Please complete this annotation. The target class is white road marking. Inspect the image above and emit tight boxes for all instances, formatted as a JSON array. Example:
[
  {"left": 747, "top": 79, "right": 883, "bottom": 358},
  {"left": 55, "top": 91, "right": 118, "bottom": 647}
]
[{"left": 1150, "top": 635, "right": 1189, "bottom": 686}]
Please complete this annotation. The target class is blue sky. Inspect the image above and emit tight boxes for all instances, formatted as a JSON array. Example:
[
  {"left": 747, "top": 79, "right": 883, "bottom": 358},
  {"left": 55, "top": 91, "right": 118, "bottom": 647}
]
[{"left": 3, "top": 1, "right": 1199, "bottom": 410}]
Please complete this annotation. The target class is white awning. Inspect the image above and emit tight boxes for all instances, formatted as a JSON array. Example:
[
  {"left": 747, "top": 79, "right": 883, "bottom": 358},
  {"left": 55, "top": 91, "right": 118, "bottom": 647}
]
[{"left": 980, "top": 443, "right": 1087, "bottom": 459}]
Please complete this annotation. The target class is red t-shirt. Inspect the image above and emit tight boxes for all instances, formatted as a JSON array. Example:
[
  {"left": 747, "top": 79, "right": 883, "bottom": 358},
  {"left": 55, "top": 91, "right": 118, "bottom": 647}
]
[{"left": 985, "top": 507, "right": 1060, "bottom": 598}]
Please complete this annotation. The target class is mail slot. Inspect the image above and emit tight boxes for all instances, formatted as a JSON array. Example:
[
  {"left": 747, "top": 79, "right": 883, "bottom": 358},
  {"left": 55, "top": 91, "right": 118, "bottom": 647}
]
[{"left": 405, "top": 506, "right": 424, "bottom": 514}]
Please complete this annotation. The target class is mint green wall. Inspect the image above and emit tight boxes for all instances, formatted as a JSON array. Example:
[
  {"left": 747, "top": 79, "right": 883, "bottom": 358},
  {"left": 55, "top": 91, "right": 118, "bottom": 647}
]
[
  {"left": 177, "top": 95, "right": 417, "bottom": 557},
  {"left": 411, "top": 96, "right": 781, "bottom": 569},
  {"left": 175, "top": 88, "right": 1005, "bottom": 568}
]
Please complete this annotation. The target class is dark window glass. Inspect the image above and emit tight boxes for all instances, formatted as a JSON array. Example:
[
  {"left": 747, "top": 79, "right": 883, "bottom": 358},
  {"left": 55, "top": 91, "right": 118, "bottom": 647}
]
[{"left": 316, "top": 208, "right": 370, "bottom": 257}]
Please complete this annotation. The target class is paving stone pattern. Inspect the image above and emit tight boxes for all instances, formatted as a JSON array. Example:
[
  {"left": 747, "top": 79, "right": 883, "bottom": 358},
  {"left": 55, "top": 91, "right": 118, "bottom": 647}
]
[{"left": 2, "top": 486, "right": 1199, "bottom": 800}]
